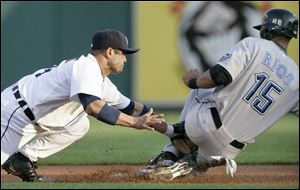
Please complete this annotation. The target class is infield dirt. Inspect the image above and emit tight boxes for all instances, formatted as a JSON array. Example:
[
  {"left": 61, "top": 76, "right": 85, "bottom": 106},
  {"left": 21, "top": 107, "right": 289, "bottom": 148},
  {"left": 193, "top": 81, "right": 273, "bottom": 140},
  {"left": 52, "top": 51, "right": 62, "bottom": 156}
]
[{"left": 1, "top": 165, "right": 299, "bottom": 185}]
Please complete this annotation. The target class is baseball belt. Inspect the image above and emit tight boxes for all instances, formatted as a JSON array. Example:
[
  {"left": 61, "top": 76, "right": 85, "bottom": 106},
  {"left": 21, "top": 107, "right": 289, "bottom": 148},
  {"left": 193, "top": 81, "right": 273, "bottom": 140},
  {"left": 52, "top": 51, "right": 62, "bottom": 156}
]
[
  {"left": 12, "top": 85, "right": 36, "bottom": 121},
  {"left": 210, "top": 107, "right": 245, "bottom": 149}
]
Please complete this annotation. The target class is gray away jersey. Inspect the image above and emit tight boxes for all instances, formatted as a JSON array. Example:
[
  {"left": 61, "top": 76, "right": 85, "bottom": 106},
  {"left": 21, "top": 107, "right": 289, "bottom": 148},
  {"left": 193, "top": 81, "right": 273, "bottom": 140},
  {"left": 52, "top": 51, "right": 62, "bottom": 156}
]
[{"left": 211, "top": 37, "right": 299, "bottom": 143}]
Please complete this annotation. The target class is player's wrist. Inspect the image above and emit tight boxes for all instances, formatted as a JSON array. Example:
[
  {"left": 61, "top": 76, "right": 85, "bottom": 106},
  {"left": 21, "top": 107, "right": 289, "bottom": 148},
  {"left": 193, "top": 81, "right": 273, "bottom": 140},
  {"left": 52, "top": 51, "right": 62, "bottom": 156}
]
[
  {"left": 164, "top": 124, "right": 175, "bottom": 137},
  {"left": 187, "top": 78, "right": 198, "bottom": 89},
  {"left": 97, "top": 103, "right": 121, "bottom": 125}
]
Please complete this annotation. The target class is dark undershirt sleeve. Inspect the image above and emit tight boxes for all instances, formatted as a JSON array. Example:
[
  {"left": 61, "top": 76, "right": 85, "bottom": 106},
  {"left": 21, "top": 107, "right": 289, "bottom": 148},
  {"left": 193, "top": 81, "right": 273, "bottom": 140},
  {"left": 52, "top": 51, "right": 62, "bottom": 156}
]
[
  {"left": 209, "top": 64, "right": 233, "bottom": 86},
  {"left": 78, "top": 93, "right": 100, "bottom": 110}
]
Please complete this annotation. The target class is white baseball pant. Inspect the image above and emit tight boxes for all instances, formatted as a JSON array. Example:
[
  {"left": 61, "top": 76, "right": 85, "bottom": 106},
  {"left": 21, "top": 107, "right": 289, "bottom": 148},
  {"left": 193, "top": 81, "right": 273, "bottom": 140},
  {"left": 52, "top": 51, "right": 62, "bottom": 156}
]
[{"left": 1, "top": 85, "right": 89, "bottom": 164}]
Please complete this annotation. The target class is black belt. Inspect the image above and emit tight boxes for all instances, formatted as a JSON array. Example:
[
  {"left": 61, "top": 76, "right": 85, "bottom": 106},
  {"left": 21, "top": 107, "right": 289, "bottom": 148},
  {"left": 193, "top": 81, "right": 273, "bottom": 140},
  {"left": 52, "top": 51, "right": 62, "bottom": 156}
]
[
  {"left": 12, "top": 86, "right": 35, "bottom": 121},
  {"left": 210, "top": 107, "right": 245, "bottom": 149}
]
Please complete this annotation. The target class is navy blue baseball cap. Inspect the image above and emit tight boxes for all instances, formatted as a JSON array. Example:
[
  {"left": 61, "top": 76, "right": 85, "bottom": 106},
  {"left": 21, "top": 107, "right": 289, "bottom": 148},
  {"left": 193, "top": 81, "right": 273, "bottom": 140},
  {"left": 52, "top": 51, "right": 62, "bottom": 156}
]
[{"left": 91, "top": 29, "right": 139, "bottom": 54}]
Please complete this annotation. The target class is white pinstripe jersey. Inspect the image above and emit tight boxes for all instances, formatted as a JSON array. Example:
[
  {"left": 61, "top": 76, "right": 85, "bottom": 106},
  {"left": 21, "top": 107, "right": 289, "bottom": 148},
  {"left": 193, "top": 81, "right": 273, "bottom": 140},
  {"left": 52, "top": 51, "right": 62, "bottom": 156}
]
[
  {"left": 210, "top": 37, "right": 299, "bottom": 143},
  {"left": 17, "top": 53, "right": 130, "bottom": 119}
]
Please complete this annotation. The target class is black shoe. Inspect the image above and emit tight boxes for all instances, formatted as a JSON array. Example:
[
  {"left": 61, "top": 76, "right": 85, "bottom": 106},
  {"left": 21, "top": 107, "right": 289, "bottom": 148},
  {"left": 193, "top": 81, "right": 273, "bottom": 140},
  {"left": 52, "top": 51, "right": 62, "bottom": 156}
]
[
  {"left": 146, "top": 151, "right": 178, "bottom": 169},
  {"left": 2, "top": 152, "right": 46, "bottom": 182}
]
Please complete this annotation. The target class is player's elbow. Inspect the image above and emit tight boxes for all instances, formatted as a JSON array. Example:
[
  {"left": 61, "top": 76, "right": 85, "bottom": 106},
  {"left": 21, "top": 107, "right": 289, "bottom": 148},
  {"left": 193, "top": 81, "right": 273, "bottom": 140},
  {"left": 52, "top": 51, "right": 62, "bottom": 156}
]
[
  {"left": 85, "top": 100, "right": 104, "bottom": 117},
  {"left": 209, "top": 65, "right": 232, "bottom": 86}
]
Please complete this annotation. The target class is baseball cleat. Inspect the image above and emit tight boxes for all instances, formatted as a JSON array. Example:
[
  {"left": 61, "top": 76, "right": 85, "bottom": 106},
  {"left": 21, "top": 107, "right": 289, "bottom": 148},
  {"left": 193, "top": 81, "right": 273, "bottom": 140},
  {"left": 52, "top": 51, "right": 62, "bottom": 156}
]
[
  {"left": 146, "top": 151, "right": 178, "bottom": 169},
  {"left": 2, "top": 152, "right": 46, "bottom": 182},
  {"left": 147, "top": 161, "right": 193, "bottom": 181}
]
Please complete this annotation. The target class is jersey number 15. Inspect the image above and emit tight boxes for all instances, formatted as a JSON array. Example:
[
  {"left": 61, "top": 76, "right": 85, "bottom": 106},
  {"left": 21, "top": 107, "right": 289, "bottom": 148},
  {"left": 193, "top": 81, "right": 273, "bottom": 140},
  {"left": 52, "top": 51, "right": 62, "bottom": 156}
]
[{"left": 243, "top": 72, "right": 283, "bottom": 115}]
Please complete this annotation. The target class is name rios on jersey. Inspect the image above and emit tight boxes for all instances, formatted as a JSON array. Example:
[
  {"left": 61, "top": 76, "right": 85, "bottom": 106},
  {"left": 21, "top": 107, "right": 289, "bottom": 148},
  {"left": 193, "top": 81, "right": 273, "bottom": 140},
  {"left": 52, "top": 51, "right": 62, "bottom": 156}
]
[{"left": 262, "top": 51, "right": 294, "bottom": 85}]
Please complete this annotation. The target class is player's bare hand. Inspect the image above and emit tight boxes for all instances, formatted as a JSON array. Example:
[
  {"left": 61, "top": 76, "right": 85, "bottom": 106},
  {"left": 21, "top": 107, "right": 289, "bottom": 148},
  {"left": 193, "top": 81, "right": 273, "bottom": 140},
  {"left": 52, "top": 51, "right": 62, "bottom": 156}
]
[
  {"left": 134, "top": 108, "right": 165, "bottom": 130},
  {"left": 182, "top": 69, "right": 200, "bottom": 87}
]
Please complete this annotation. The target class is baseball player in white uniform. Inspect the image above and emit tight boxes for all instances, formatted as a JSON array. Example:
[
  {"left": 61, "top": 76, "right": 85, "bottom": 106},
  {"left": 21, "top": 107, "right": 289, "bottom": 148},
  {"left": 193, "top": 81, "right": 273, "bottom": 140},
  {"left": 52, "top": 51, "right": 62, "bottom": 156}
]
[
  {"left": 1, "top": 29, "right": 164, "bottom": 182},
  {"left": 146, "top": 8, "right": 299, "bottom": 180}
]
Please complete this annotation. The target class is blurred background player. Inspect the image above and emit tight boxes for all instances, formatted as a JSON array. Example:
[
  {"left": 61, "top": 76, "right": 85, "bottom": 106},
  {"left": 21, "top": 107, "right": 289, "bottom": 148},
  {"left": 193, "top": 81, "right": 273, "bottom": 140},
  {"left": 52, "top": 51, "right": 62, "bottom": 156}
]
[{"left": 178, "top": 1, "right": 261, "bottom": 72}]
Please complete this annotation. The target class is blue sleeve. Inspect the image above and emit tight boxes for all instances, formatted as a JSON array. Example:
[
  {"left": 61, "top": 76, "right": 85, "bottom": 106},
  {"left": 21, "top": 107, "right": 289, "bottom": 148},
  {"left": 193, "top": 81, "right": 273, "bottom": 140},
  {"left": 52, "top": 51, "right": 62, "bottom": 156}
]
[
  {"left": 140, "top": 104, "right": 150, "bottom": 116},
  {"left": 119, "top": 100, "right": 135, "bottom": 115},
  {"left": 78, "top": 93, "right": 100, "bottom": 110}
]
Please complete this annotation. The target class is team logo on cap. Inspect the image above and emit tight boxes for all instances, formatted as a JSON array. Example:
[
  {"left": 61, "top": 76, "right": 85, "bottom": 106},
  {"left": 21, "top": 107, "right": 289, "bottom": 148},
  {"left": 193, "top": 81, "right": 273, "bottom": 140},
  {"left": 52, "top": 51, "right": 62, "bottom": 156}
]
[{"left": 272, "top": 18, "right": 282, "bottom": 26}]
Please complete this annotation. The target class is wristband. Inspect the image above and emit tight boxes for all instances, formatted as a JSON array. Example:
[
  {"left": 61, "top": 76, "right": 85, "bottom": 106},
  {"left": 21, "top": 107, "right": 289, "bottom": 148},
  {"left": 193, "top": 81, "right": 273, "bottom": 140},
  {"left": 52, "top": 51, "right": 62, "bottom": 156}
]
[
  {"left": 164, "top": 124, "right": 174, "bottom": 137},
  {"left": 173, "top": 121, "right": 185, "bottom": 134},
  {"left": 97, "top": 103, "right": 121, "bottom": 125},
  {"left": 187, "top": 78, "right": 198, "bottom": 89},
  {"left": 119, "top": 100, "right": 135, "bottom": 115},
  {"left": 140, "top": 105, "right": 150, "bottom": 116}
]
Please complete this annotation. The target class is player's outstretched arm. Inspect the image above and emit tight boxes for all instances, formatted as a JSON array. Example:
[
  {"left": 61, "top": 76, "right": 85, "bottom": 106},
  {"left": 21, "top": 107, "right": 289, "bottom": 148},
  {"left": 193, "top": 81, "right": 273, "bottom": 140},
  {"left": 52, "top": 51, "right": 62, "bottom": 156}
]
[
  {"left": 84, "top": 98, "right": 164, "bottom": 130},
  {"left": 121, "top": 108, "right": 165, "bottom": 130},
  {"left": 119, "top": 100, "right": 154, "bottom": 117}
]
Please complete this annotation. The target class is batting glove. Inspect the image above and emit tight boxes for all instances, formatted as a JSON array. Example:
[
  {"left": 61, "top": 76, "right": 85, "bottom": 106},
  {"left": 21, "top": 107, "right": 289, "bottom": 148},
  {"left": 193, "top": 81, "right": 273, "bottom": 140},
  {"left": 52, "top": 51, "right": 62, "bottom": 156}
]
[{"left": 211, "top": 156, "right": 237, "bottom": 177}]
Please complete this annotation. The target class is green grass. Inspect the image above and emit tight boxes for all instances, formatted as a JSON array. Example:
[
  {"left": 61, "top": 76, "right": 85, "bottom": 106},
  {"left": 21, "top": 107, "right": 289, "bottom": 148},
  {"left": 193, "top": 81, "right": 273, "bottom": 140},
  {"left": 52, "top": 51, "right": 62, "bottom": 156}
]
[
  {"left": 38, "top": 120, "right": 170, "bottom": 165},
  {"left": 235, "top": 114, "right": 299, "bottom": 164},
  {"left": 2, "top": 113, "right": 298, "bottom": 189},
  {"left": 37, "top": 112, "right": 298, "bottom": 165},
  {"left": 1, "top": 182, "right": 298, "bottom": 189}
]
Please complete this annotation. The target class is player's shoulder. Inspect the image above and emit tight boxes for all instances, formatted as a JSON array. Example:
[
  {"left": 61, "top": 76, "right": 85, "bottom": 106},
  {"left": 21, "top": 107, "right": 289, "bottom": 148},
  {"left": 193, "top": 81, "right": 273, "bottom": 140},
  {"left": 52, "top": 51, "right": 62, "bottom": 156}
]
[
  {"left": 70, "top": 54, "right": 96, "bottom": 65},
  {"left": 66, "top": 54, "right": 99, "bottom": 72},
  {"left": 239, "top": 37, "right": 265, "bottom": 46},
  {"left": 238, "top": 37, "right": 273, "bottom": 51},
  {"left": 76, "top": 54, "right": 90, "bottom": 61}
]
